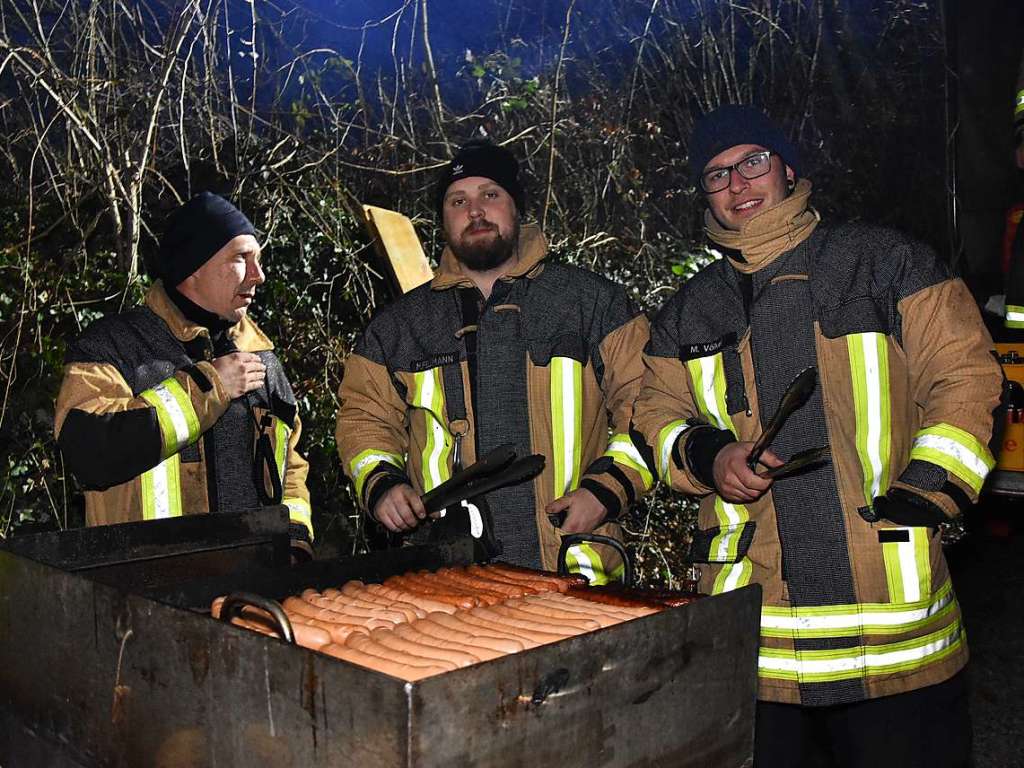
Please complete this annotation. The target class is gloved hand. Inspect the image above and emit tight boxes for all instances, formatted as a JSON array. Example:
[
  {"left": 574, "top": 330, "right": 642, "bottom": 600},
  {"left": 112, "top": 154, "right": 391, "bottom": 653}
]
[{"left": 872, "top": 487, "right": 947, "bottom": 528}]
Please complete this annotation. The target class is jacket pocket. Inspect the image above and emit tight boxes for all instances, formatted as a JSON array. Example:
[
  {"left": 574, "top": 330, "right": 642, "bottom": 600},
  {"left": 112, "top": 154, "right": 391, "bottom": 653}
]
[{"left": 879, "top": 527, "right": 932, "bottom": 603}]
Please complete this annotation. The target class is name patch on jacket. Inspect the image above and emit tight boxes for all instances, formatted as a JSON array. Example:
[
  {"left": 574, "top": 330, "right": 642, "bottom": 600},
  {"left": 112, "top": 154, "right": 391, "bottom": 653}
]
[
  {"left": 412, "top": 352, "right": 461, "bottom": 372},
  {"left": 679, "top": 332, "right": 737, "bottom": 361}
]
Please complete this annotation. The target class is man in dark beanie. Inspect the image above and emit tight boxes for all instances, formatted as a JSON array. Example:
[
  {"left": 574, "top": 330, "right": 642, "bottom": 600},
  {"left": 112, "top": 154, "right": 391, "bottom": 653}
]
[
  {"left": 634, "top": 105, "right": 1003, "bottom": 766},
  {"left": 337, "top": 139, "right": 653, "bottom": 580},
  {"left": 55, "top": 192, "right": 314, "bottom": 559}
]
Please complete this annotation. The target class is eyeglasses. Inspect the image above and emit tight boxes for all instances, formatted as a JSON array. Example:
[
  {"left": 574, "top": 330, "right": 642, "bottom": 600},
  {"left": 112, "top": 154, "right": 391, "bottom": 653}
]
[{"left": 700, "top": 151, "right": 775, "bottom": 193}]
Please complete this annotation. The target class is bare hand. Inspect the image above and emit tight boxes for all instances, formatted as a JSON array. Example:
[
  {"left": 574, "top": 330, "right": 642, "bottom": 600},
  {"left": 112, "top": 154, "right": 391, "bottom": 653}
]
[
  {"left": 546, "top": 488, "right": 608, "bottom": 534},
  {"left": 712, "top": 441, "right": 784, "bottom": 503},
  {"left": 212, "top": 352, "right": 266, "bottom": 399},
  {"left": 373, "top": 483, "right": 426, "bottom": 532}
]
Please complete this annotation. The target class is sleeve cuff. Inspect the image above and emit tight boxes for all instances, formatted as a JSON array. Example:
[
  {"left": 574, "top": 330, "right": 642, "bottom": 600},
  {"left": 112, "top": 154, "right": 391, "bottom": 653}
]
[{"left": 684, "top": 427, "right": 737, "bottom": 489}]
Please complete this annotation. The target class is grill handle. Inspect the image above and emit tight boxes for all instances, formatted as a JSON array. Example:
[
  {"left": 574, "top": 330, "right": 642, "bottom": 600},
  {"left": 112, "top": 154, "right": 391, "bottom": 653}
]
[
  {"left": 219, "top": 592, "right": 295, "bottom": 645},
  {"left": 556, "top": 533, "right": 633, "bottom": 588}
]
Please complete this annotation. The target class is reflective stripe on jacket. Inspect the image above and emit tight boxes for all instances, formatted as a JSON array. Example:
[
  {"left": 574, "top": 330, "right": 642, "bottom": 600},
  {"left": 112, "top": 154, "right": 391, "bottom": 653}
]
[
  {"left": 633, "top": 223, "right": 1002, "bottom": 705},
  {"left": 337, "top": 225, "right": 652, "bottom": 577},
  {"left": 54, "top": 283, "right": 313, "bottom": 549}
]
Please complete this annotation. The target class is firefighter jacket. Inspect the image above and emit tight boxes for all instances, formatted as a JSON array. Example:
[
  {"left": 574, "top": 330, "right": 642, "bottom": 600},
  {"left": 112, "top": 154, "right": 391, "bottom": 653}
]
[
  {"left": 633, "top": 223, "right": 1003, "bottom": 706},
  {"left": 54, "top": 282, "right": 313, "bottom": 552},
  {"left": 337, "top": 224, "right": 652, "bottom": 579}
]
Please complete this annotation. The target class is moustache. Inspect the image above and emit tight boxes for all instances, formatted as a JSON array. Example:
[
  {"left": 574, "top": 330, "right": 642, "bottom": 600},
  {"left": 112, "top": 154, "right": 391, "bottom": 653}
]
[{"left": 463, "top": 220, "right": 497, "bottom": 235}]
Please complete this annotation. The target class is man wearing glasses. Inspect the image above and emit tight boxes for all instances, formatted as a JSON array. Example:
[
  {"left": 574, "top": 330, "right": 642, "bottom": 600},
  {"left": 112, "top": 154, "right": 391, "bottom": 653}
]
[{"left": 633, "top": 105, "right": 1002, "bottom": 767}]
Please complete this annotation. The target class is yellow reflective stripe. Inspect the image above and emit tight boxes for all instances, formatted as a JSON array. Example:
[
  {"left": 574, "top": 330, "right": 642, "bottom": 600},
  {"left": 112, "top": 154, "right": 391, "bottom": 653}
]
[
  {"left": 551, "top": 357, "right": 583, "bottom": 496},
  {"left": 711, "top": 557, "right": 752, "bottom": 594},
  {"left": 686, "top": 353, "right": 735, "bottom": 434},
  {"left": 565, "top": 542, "right": 610, "bottom": 585},
  {"left": 140, "top": 377, "right": 201, "bottom": 459},
  {"left": 1006, "top": 305, "right": 1024, "bottom": 328},
  {"left": 760, "top": 579, "right": 955, "bottom": 638},
  {"left": 656, "top": 419, "right": 688, "bottom": 483},
  {"left": 910, "top": 423, "right": 995, "bottom": 493},
  {"left": 140, "top": 454, "right": 182, "bottom": 520},
  {"left": 604, "top": 434, "right": 654, "bottom": 490},
  {"left": 1016, "top": 89, "right": 1024, "bottom": 114},
  {"left": 847, "top": 332, "right": 892, "bottom": 505},
  {"left": 758, "top": 618, "right": 964, "bottom": 683},
  {"left": 412, "top": 368, "right": 452, "bottom": 493},
  {"left": 274, "top": 419, "right": 290, "bottom": 481},
  {"left": 348, "top": 449, "right": 405, "bottom": 499},
  {"left": 709, "top": 495, "right": 749, "bottom": 562},
  {"left": 284, "top": 497, "right": 314, "bottom": 540},
  {"left": 881, "top": 527, "right": 931, "bottom": 604}
]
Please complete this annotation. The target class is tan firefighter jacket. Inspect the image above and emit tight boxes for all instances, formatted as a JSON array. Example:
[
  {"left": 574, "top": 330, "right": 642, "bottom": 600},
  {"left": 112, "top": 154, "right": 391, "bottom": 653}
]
[
  {"left": 337, "top": 225, "right": 652, "bottom": 580},
  {"left": 633, "top": 223, "right": 1003, "bottom": 706},
  {"left": 54, "top": 283, "right": 313, "bottom": 552}
]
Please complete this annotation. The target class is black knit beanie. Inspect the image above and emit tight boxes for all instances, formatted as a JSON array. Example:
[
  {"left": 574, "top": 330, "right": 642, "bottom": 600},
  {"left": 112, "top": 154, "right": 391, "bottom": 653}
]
[
  {"left": 688, "top": 105, "right": 802, "bottom": 186},
  {"left": 434, "top": 140, "right": 525, "bottom": 218},
  {"left": 157, "top": 192, "right": 257, "bottom": 288}
]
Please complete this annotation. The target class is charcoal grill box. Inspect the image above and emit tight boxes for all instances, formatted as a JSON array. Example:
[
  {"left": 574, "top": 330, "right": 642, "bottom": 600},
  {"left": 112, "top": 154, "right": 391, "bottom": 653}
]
[{"left": 0, "top": 508, "right": 761, "bottom": 767}]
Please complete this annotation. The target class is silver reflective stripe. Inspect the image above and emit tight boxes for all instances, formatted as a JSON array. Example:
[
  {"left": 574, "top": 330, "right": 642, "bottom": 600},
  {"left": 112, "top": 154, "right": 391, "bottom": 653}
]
[
  {"left": 412, "top": 368, "right": 451, "bottom": 493},
  {"left": 656, "top": 420, "right": 688, "bottom": 484},
  {"left": 566, "top": 544, "right": 596, "bottom": 583},
  {"left": 141, "top": 454, "right": 182, "bottom": 520}
]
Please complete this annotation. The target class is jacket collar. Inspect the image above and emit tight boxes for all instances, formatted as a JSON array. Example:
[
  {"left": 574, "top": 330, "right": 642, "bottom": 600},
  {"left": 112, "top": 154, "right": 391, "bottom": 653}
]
[
  {"left": 431, "top": 223, "right": 548, "bottom": 291},
  {"left": 145, "top": 281, "right": 274, "bottom": 352}
]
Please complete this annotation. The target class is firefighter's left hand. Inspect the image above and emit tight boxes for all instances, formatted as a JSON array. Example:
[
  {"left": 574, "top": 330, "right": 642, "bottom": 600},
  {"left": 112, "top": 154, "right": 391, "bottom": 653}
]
[{"left": 546, "top": 488, "right": 607, "bottom": 534}]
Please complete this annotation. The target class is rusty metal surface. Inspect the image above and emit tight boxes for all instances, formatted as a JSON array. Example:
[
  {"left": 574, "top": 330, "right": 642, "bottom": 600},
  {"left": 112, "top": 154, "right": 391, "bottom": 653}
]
[{"left": 0, "top": 521, "right": 759, "bottom": 768}]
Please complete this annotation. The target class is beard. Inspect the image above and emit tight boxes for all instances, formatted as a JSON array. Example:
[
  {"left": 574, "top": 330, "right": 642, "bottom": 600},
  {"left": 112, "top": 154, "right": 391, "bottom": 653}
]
[{"left": 450, "top": 218, "right": 520, "bottom": 272}]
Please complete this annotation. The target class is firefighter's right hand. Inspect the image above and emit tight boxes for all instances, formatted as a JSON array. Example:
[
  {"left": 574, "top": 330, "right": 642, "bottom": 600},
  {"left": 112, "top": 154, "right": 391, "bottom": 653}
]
[
  {"left": 212, "top": 352, "right": 266, "bottom": 399},
  {"left": 713, "top": 441, "right": 783, "bottom": 503},
  {"left": 374, "top": 484, "right": 427, "bottom": 532}
]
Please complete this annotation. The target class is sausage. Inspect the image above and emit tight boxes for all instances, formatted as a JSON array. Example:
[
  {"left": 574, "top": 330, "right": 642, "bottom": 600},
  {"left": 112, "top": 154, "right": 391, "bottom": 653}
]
[
  {"left": 393, "top": 622, "right": 504, "bottom": 662},
  {"left": 450, "top": 569, "right": 544, "bottom": 598},
  {"left": 487, "top": 603, "right": 601, "bottom": 633},
  {"left": 421, "top": 571, "right": 506, "bottom": 605},
  {"left": 461, "top": 608, "right": 570, "bottom": 645},
  {"left": 467, "top": 564, "right": 561, "bottom": 593},
  {"left": 471, "top": 606, "right": 583, "bottom": 638},
  {"left": 346, "top": 630, "right": 458, "bottom": 671},
  {"left": 566, "top": 587, "right": 665, "bottom": 611},
  {"left": 368, "top": 628, "right": 481, "bottom": 668},
  {"left": 299, "top": 615, "right": 369, "bottom": 643},
  {"left": 384, "top": 574, "right": 480, "bottom": 609},
  {"left": 503, "top": 598, "right": 617, "bottom": 628},
  {"left": 322, "top": 592, "right": 413, "bottom": 624},
  {"left": 283, "top": 595, "right": 395, "bottom": 630},
  {"left": 340, "top": 582, "right": 428, "bottom": 620},
  {"left": 304, "top": 593, "right": 406, "bottom": 624},
  {"left": 213, "top": 600, "right": 331, "bottom": 649},
  {"left": 484, "top": 563, "right": 586, "bottom": 592},
  {"left": 365, "top": 583, "right": 458, "bottom": 615},
  {"left": 319, "top": 643, "right": 449, "bottom": 681},
  {"left": 541, "top": 593, "right": 654, "bottom": 618},
  {"left": 422, "top": 612, "right": 532, "bottom": 653},
  {"left": 435, "top": 568, "right": 535, "bottom": 598}
]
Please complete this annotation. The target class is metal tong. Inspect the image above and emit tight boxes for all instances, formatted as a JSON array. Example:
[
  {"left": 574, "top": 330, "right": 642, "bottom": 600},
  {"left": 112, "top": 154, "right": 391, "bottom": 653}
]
[
  {"left": 747, "top": 366, "right": 830, "bottom": 479},
  {"left": 421, "top": 443, "right": 545, "bottom": 515}
]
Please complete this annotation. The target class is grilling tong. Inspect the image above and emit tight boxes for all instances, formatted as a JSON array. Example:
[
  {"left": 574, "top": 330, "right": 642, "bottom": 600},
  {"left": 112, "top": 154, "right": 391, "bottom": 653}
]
[
  {"left": 746, "top": 366, "right": 830, "bottom": 479},
  {"left": 422, "top": 444, "right": 545, "bottom": 557}
]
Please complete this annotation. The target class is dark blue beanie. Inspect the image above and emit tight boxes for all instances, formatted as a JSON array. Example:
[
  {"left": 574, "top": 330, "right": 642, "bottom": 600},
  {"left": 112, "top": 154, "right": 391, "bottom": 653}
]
[
  {"left": 158, "top": 192, "right": 257, "bottom": 287},
  {"left": 435, "top": 139, "right": 526, "bottom": 218},
  {"left": 688, "top": 105, "right": 802, "bottom": 186}
]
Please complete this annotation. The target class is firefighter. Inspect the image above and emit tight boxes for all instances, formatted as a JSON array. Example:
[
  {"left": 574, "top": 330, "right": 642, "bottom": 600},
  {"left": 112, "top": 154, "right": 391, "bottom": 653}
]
[
  {"left": 55, "top": 193, "right": 314, "bottom": 559},
  {"left": 632, "top": 105, "right": 1003, "bottom": 767},
  {"left": 336, "top": 140, "right": 652, "bottom": 580}
]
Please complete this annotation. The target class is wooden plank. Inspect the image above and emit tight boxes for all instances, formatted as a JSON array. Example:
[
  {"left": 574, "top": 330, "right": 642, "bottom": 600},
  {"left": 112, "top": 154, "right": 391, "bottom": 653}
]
[{"left": 363, "top": 205, "right": 434, "bottom": 294}]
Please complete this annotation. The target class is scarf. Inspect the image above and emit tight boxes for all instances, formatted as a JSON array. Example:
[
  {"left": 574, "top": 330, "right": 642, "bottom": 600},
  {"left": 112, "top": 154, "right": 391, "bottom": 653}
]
[{"left": 704, "top": 178, "right": 820, "bottom": 274}]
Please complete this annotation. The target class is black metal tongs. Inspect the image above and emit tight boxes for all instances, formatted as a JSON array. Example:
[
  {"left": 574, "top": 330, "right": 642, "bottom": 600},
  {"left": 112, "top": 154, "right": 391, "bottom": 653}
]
[
  {"left": 420, "top": 443, "right": 545, "bottom": 516},
  {"left": 747, "top": 366, "right": 830, "bottom": 480}
]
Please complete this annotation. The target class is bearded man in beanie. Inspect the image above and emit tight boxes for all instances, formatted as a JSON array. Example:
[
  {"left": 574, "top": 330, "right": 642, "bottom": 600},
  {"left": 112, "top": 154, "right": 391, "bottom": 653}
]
[
  {"left": 633, "top": 105, "right": 1003, "bottom": 767},
  {"left": 55, "top": 192, "right": 314, "bottom": 559},
  {"left": 337, "top": 140, "right": 652, "bottom": 579}
]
